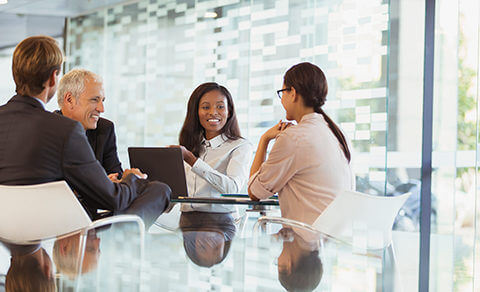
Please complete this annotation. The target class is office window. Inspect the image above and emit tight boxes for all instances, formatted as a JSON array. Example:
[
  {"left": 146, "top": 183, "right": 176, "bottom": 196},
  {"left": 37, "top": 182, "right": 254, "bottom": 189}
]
[
  {"left": 67, "top": 0, "right": 389, "bottom": 191},
  {"left": 0, "top": 37, "right": 64, "bottom": 111},
  {"left": 66, "top": 1, "right": 427, "bottom": 289},
  {"left": 430, "top": 0, "right": 480, "bottom": 290}
]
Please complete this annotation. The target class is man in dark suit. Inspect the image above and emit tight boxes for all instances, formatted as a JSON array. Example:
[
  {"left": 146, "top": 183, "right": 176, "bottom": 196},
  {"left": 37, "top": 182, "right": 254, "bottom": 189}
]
[
  {"left": 55, "top": 69, "right": 123, "bottom": 181},
  {"left": 0, "top": 36, "right": 170, "bottom": 228}
]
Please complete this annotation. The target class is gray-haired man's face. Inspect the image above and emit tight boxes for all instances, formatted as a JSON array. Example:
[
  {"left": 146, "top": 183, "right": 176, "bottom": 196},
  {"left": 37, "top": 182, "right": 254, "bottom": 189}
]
[{"left": 69, "top": 78, "right": 105, "bottom": 130}]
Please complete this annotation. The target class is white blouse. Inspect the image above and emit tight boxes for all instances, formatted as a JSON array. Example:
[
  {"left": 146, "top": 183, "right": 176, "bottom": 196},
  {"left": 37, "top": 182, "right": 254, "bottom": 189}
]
[{"left": 181, "top": 134, "right": 253, "bottom": 213}]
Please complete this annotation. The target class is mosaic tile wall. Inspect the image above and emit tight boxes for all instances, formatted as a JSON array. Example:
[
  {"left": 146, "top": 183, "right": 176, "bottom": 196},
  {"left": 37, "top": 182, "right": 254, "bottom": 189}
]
[{"left": 66, "top": 0, "right": 389, "bottom": 189}]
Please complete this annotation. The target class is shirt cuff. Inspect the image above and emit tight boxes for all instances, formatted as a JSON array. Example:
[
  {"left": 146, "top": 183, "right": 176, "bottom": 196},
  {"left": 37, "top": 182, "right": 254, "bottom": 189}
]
[
  {"left": 191, "top": 158, "right": 211, "bottom": 177},
  {"left": 248, "top": 170, "right": 275, "bottom": 199}
]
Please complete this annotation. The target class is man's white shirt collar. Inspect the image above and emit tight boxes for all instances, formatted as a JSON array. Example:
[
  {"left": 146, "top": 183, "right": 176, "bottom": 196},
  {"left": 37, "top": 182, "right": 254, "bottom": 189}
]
[{"left": 32, "top": 97, "right": 47, "bottom": 110}]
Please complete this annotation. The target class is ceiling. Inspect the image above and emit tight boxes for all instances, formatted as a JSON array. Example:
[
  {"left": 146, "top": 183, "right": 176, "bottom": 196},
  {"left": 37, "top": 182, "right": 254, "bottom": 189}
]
[
  {"left": 0, "top": 0, "right": 130, "bottom": 17},
  {"left": 0, "top": 13, "right": 65, "bottom": 49},
  {"left": 0, "top": 0, "right": 131, "bottom": 48}
]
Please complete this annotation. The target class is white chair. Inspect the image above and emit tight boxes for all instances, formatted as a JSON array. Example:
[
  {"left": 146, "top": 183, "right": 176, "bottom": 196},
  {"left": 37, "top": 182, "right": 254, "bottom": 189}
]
[
  {"left": 256, "top": 190, "right": 411, "bottom": 250},
  {"left": 0, "top": 181, "right": 145, "bottom": 243},
  {"left": 0, "top": 181, "right": 145, "bottom": 291},
  {"left": 254, "top": 190, "right": 411, "bottom": 292},
  {"left": 312, "top": 190, "right": 411, "bottom": 250},
  {"left": 0, "top": 181, "right": 92, "bottom": 244}
]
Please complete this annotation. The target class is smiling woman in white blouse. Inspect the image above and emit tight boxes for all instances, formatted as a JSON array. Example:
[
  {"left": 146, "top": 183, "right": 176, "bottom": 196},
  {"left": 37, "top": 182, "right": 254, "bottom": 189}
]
[
  {"left": 248, "top": 62, "right": 355, "bottom": 225},
  {"left": 172, "top": 82, "right": 252, "bottom": 213}
]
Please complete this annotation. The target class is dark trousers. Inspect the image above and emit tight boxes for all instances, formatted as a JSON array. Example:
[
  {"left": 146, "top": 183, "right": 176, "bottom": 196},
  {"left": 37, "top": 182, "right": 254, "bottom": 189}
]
[
  {"left": 90, "top": 181, "right": 171, "bottom": 229},
  {"left": 118, "top": 181, "right": 171, "bottom": 229}
]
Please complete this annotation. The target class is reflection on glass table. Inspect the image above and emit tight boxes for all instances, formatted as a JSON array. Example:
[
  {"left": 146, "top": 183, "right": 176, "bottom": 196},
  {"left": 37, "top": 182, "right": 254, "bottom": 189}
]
[
  {"left": 0, "top": 212, "right": 402, "bottom": 291},
  {"left": 53, "top": 230, "right": 101, "bottom": 279},
  {"left": 2, "top": 244, "right": 55, "bottom": 292},
  {"left": 274, "top": 228, "right": 323, "bottom": 291},
  {"left": 179, "top": 212, "right": 236, "bottom": 268},
  {"left": 144, "top": 212, "right": 398, "bottom": 292},
  {"left": 153, "top": 201, "right": 281, "bottom": 235},
  {"left": 0, "top": 220, "right": 143, "bottom": 292}
]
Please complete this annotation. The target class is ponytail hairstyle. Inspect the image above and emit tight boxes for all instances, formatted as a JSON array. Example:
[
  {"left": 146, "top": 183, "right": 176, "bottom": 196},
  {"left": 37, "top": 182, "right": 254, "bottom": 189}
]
[
  {"left": 283, "top": 62, "right": 351, "bottom": 162},
  {"left": 179, "top": 82, "right": 242, "bottom": 156}
]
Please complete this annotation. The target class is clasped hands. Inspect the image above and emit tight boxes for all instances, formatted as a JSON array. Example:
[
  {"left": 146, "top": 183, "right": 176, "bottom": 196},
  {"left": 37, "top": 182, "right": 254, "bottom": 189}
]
[{"left": 261, "top": 120, "right": 294, "bottom": 142}]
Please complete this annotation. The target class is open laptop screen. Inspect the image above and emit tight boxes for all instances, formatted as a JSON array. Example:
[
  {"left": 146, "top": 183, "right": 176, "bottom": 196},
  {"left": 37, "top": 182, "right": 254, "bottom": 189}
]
[{"left": 128, "top": 147, "right": 188, "bottom": 199}]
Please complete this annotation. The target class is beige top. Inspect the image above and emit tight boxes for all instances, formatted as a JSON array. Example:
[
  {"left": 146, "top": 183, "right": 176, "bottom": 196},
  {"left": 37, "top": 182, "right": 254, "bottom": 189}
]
[{"left": 248, "top": 112, "right": 354, "bottom": 225}]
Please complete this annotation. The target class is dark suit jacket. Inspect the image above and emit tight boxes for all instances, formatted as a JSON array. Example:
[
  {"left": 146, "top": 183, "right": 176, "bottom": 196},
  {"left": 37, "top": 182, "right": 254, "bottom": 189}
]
[
  {"left": 87, "top": 118, "right": 123, "bottom": 176},
  {"left": 54, "top": 110, "right": 123, "bottom": 176},
  {"left": 0, "top": 95, "right": 144, "bottom": 215}
]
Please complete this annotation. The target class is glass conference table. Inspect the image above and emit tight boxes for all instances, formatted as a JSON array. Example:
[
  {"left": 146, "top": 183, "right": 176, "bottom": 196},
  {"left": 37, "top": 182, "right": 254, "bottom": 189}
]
[{"left": 0, "top": 208, "right": 399, "bottom": 292}]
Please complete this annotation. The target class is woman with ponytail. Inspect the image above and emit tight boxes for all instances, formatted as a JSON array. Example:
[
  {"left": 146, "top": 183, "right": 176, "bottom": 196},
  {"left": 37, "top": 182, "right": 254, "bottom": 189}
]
[{"left": 248, "top": 62, "right": 354, "bottom": 225}]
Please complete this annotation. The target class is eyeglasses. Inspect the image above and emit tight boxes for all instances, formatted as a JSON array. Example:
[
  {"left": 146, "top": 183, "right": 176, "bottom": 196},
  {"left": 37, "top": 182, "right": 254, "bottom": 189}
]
[{"left": 276, "top": 88, "right": 291, "bottom": 99}]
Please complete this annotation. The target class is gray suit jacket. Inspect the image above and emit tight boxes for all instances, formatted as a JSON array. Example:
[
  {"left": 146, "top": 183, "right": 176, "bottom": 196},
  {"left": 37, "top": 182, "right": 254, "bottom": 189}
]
[{"left": 0, "top": 95, "right": 144, "bottom": 215}]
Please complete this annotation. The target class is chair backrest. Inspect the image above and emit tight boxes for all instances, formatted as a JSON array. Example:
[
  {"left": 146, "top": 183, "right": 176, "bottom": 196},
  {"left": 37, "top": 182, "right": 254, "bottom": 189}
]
[
  {"left": 0, "top": 181, "right": 92, "bottom": 244},
  {"left": 312, "top": 190, "right": 411, "bottom": 249}
]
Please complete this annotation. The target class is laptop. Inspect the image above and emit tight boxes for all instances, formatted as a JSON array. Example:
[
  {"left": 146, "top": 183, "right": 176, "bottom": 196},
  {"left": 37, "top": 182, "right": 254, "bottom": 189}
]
[
  {"left": 128, "top": 147, "right": 278, "bottom": 206},
  {"left": 128, "top": 147, "right": 188, "bottom": 198}
]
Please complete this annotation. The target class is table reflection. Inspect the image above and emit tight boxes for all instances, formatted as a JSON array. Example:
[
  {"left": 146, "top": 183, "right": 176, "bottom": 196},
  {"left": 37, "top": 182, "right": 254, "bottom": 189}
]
[
  {"left": 0, "top": 211, "right": 393, "bottom": 291},
  {"left": 3, "top": 244, "right": 54, "bottom": 292},
  {"left": 179, "top": 211, "right": 235, "bottom": 268},
  {"left": 53, "top": 230, "right": 100, "bottom": 279},
  {"left": 145, "top": 210, "right": 329, "bottom": 291},
  {"left": 275, "top": 228, "right": 323, "bottom": 291},
  {"left": 0, "top": 220, "right": 142, "bottom": 292}
]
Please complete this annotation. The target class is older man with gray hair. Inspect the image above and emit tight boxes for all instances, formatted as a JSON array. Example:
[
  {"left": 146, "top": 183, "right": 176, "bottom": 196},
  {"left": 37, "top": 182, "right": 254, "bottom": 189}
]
[{"left": 56, "top": 69, "right": 122, "bottom": 181}]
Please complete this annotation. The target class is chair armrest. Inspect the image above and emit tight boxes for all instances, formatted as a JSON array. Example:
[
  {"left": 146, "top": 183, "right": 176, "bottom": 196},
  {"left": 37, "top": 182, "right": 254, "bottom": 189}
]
[
  {"left": 255, "top": 216, "right": 318, "bottom": 232},
  {"left": 88, "top": 214, "right": 145, "bottom": 231}
]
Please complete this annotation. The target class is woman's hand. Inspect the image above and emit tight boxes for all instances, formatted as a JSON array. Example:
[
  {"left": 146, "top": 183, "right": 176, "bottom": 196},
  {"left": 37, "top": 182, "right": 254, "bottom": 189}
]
[
  {"left": 261, "top": 120, "right": 293, "bottom": 142},
  {"left": 169, "top": 145, "right": 198, "bottom": 167},
  {"left": 250, "top": 120, "right": 293, "bottom": 177}
]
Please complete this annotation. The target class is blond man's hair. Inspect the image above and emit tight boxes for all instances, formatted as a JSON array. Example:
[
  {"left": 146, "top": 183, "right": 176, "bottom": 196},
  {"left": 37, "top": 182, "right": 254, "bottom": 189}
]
[{"left": 12, "top": 35, "right": 63, "bottom": 96}]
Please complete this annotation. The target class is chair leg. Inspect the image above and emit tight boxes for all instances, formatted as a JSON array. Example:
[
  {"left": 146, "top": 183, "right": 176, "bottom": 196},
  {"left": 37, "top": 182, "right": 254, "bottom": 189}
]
[
  {"left": 137, "top": 220, "right": 145, "bottom": 292},
  {"left": 381, "top": 242, "right": 403, "bottom": 292},
  {"left": 73, "top": 231, "right": 88, "bottom": 291},
  {"left": 235, "top": 212, "right": 249, "bottom": 238}
]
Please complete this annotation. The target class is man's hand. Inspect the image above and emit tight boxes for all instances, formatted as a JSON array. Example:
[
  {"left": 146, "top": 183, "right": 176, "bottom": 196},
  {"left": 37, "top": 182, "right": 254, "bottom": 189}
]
[
  {"left": 107, "top": 173, "right": 121, "bottom": 183},
  {"left": 121, "top": 168, "right": 148, "bottom": 181}
]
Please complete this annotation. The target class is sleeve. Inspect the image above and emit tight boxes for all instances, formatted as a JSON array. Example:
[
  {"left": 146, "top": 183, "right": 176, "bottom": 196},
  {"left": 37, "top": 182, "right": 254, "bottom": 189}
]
[
  {"left": 102, "top": 122, "right": 123, "bottom": 176},
  {"left": 248, "top": 132, "right": 297, "bottom": 200},
  {"left": 62, "top": 122, "right": 141, "bottom": 211},
  {"left": 191, "top": 141, "right": 253, "bottom": 194}
]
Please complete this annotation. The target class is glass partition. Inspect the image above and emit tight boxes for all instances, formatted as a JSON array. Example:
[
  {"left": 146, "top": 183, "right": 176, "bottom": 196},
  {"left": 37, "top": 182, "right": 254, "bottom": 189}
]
[
  {"left": 430, "top": 0, "right": 480, "bottom": 290},
  {"left": 64, "top": 0, "right": 429, "bottom": 290},
  {"left": 0, "top": 46, "right": 15, "bottom": 106},
  {"left": 66, "top": 0, "right": 391, "bottom": 194},
  {"left": 0, "top": 37, "right": 64, "bottom": 111},
  {"left": 1, "top": 0, "right": 480, "bottom": 290}
]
